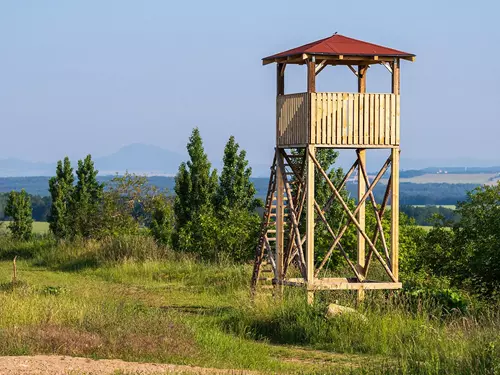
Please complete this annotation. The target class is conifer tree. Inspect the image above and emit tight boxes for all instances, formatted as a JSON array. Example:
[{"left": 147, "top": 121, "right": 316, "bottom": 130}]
[
  {"left": 5, "top": 189, "right": 33, "bottom": 240},
  {"left": 174, "top": 128, "right": 217, "bottom": 229},
  {"left": 48, "top": 157, "right": 74, "bottom": 239},
  {"left": 215, "top": 136, "right": 256, "bottom": 211},
  {"left": 71, "top": 155, "right": 104, "bottom": 238}
]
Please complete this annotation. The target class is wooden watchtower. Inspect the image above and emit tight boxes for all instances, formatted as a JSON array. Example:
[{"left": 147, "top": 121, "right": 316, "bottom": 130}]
[{"left": 251, "top": 34, "right": 415, "bottom": 303}]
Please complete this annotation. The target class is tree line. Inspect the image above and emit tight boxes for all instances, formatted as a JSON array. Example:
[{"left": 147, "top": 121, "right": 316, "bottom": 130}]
[
  {"left": 3, "top": 128, "right": 261, "bottom": 261},
  {"left": 2, "top": 128, "right": 499, "bottom": 298},
  {"left": 0, "top": 193, "right": 50, "bottom": 222}
]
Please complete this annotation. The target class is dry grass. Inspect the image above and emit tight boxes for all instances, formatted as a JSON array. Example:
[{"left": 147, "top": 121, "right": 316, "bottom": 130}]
[{"left": 0, "top": 236, "right": 499, "bottom": 374}]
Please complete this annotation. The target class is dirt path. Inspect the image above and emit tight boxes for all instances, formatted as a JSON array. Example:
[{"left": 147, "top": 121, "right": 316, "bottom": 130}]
[{"left": 0, "top": 355, "right": 258, "bottom": 375}]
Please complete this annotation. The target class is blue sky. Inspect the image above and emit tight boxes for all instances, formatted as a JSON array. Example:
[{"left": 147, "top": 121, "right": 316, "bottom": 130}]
[{"left": 1, "top": 0, "right": 499, "bottom": 169}]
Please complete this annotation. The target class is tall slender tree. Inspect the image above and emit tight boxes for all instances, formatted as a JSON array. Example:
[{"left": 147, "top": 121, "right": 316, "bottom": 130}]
[
  {"left": 71, "top": 155, "right": 104, "bottom": 238},
  {"left": 5, "top": 189, "right": 33, "bottom": 240},
  {"left": 174, "top": 128, "right": 217, "bottom": 229},
  {"left": 215, "top": 136, "right": 256, "bottom": 212},
  {"left": 48, "top": 157, "right": 74, "bottom": 239}
]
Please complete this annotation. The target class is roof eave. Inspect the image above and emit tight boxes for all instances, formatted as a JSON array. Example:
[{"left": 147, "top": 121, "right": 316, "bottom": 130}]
[{"left": 263, "top": 53, "right": 416, "bottom": 65}]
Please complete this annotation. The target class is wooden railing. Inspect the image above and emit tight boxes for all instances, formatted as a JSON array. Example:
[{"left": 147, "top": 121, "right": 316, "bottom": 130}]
[
  {"left": 276, "top": 93, "right": 310, "bottom": 145},
  {"left": 276, "top": 92, "right": 400, "bottom": 147}
]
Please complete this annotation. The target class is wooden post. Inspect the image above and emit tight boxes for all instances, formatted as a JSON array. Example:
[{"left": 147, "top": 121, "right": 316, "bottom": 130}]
[
  {"left": 358, "top": 65, "right": 367, "bottom": 93},
  {"left": 306, "top": 145, "right": 315, "bottom": 304},
  {"left": 391, "top": 59, "right": 400, "bottom": 280},
  {"left": 307, "top": 59, "right": 316, "bottom": 93},
  {"left": 12, "top": 256, "right": 17, "bottom": 284},
  {"left": 276, "top": 63, "right": 285, "bottom": 146},
  {"left": 276, "top": 151, "right": 285, "bottom": 289},
  {"left": 357, "top": 65, "right": 368, "bottom": 301},
  {"left": 391, "top": 148, "right": 399, "bottom": 280},
  {"left": 306, "top": 58, "right": 316, "bottom": 304},
  {"left": 391, "top": 59, "right": 400, "bottom": 95},
  {"left": 277, "top": 63, "right": 285, "bottom": 96}
]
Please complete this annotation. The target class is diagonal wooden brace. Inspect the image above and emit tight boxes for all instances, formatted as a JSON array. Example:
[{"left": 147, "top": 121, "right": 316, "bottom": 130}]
[
  {"left": 314, "top": 154, "right": 391, "bottom": 276},
  {"left": 357, "top": 151, "right": 391, "bottom": 265},
  {"left": 313, "top": 200, "right": 364, "bottom": 281},
  {"left": 310, "top": 150, "right": 397, "bottom": 282},
  {"left": 321, "top": 159, "right": 358, "bottom": 217},
  {"left": 364, "top": 174, "right": 392, "bottom": 275},
  {"left": 278, "top": 154, "right": 307, "bottom": 278}
]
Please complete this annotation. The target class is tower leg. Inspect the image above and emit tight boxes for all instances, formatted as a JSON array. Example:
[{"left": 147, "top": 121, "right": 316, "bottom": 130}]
[
  {"left": 357, "top": 149, "right": 366, "bottom": 301},
  {"left": 391, "top": 148, "right": 399, "bottom": 281},
  {"left": 306, "top": 145, "right": 315, "bottom": 304},
  {"left": 276, "top": 150, "right": 285, "bottom": 293}
]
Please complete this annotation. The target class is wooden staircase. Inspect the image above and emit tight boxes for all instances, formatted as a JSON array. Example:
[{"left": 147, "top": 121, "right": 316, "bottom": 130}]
[{"left": 251, "top": 150, "right": 306, "bottom": 293}]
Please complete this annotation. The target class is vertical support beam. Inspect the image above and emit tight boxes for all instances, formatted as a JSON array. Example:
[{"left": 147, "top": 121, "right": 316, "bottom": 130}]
[
  {"left": 276, "top": 150, "right": 285, "bottom": 287},
  {"left": 358, "top": 65, "right": 367, "bottom": 93},
  {"left": 277, "top": 63, "right": 285, "bottom": 96},
  {"left": 357, "top": 152, "right": 366, "bottom": 272},
  {"left": 391, "top": 148, "right": 399, "bottom": 281},
  {"left": 306, "top": 57, "right": 316, "bottom": 304},
  {"left": 391, "top": 59, "right": 400, "bottom": 281},
  {"left": 307, "top": 59, "right": 316, "bottom": 93},
  {"left": 357, "top": 65, "right": 368, "bottom": 301},
  {"left": 276, "top": 63, "right": 285, "bottom": 146},
  {"left": 306, "top": 145, "right": 315, "bottom": 304},
  {"left": 391, "top": 59, "right": 400, "bottom": 95}
]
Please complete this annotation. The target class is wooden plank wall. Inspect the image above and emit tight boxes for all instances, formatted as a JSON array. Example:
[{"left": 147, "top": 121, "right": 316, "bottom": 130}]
[
  {"left": 277, "top": 93, "right": 400, "bottom": 147},
  {"left": 276, "top": 93, "right": 309, "bottom": 146},
  {"left": 310, "top": 93, "right": 400, "bottom": 146}
]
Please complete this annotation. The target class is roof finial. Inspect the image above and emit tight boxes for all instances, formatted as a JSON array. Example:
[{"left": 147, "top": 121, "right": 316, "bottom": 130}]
[{"left": 334, "top": 31, "right": 338, "bottom": 35}]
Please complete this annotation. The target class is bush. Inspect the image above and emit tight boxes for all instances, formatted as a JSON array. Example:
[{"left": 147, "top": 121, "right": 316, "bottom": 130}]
[{"left": 176, "top": 209, "right": 260, "bottom": 262}]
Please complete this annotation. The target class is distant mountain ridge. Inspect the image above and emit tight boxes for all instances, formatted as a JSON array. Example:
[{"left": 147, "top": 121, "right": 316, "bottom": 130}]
[
  {"left": 0, "top": 144, "right": 185, "bottom": 177},
  {"left": 1, "top": 143, "right": 500, "bottom": 178}
]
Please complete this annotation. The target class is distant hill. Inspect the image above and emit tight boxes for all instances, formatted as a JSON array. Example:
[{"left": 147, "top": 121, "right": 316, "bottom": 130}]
[
  {"left": 0, "top": 144, "right": 185, "bottom": 177},
  {"left": 95, "top": 143, "right": 184, "bottom": 176},
  {"left": 0, "top": 159, "right": 55, "bottom": 177}
]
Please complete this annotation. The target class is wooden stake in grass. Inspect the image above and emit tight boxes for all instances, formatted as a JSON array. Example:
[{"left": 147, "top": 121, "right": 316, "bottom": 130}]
[{"left": 12, "top": 256, "right": 17, "bottom": 284}]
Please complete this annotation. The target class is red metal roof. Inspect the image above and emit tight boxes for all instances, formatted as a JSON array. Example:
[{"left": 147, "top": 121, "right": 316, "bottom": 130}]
[{"left": 263, "top": 34, "right": 414, "bottom": 61}]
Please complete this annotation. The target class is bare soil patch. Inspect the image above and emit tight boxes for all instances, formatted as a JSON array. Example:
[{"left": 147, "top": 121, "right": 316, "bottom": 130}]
[{"left": 0, "top": 355, "right": 258, "bottom": 375}]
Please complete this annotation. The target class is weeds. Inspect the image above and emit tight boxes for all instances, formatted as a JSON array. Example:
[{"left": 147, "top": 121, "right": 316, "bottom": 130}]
[{"left": 0, "top": 236, "right": 498, "bottom": 374}]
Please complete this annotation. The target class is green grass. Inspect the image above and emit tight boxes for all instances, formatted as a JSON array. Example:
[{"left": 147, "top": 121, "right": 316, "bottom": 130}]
[
  {"left": 0, "top": 237, "right": 499, "bottom": 374},
  {"left": 411, "top": 205, "right": 457, "bottom": 210},
  {"left": 0, "top": 221, "right": 49, "bottom": 235}
]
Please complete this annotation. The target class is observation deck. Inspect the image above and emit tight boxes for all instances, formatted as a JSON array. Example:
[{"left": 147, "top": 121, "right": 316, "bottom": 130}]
[{"left": 277, "top": 92, "right": 399, "bottom": 148}]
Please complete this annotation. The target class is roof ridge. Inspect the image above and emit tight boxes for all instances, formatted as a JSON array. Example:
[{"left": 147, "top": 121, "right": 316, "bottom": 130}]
[
  {"left": 327, "top": 34, "right": 410, "bottom": 54},
  {"left": 262, "top": 33, "right": 414, "bottom": 62}
]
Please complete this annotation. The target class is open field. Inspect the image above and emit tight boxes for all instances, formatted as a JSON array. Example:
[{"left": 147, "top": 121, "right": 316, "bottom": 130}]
[
  {"left": 0, "top": 238, "right": 499, "bottom": 374},
  {"left": 0, "top": 258, "right": 383, "bottom": 374},
  {"left": 0, "top": 221, "right": 49, "bottom": 235},
  {"left": 411, "top": 204, "right": 456, "bottom": 209},
  {"left": 400, "top": 173, "right": 499, "bottom": 184}
]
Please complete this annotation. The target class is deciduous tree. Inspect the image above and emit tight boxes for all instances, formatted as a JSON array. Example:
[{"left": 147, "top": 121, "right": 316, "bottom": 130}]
[
  {"left": 48, "top": 157, "right": 74, "bottom": 239},
  {"left": 5, "top": 189, "right": 33, "bottom": 240},
  {"left": 70, "top": 155, "right": 104, "bottom": 238}
]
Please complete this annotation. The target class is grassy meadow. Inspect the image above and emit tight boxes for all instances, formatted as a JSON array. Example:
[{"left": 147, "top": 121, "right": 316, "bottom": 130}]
[
  {"left": 0, "top": 221, "right": 49, "bottom": 235},
  {"left": 0, "top": 236, "right": 499, "bottom": 374}
]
